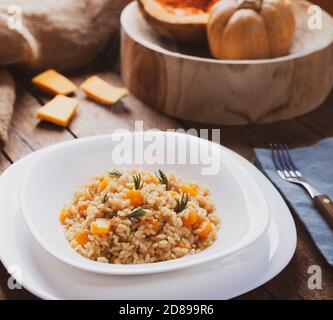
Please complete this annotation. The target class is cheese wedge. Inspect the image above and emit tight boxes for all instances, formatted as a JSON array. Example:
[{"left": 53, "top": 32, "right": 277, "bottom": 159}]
[
  {"left": 36, "top": 95, "right": 78, "bottom": 127},
  {"left": 32, "top": 69, "right": 77, "bottom": 95},
  {"left": 80, "top": 75, "right": 128, "bottom": 105}
]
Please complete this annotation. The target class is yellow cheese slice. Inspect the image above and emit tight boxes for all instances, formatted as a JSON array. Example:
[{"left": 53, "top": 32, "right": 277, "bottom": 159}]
[
  {"left": 36, "top": 95, "right": 78, "bottom": 127},
  {"left": 32, "top": 69, "right": 77, "bottom": 95},
  {"left": 80, "top": 76, "right": 128, "bottom": 105}
]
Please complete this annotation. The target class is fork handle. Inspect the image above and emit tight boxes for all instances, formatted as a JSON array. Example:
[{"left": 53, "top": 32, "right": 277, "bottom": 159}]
[{"left": 314, "top": 195, "right": 333, "bottom": 229}]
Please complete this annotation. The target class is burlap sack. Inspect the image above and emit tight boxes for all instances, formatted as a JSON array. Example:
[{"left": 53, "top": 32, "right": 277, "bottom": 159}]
[
  {"left": 0, "top": 68, "right": 15, "bottom": 142},
  {"left": 0, "top": 0, "right": 130, "bottom": 143}
]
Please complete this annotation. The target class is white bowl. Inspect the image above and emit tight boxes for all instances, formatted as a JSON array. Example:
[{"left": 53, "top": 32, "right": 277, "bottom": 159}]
[{"left": 19, "top": 132, "right": 270, "bottom": 275}]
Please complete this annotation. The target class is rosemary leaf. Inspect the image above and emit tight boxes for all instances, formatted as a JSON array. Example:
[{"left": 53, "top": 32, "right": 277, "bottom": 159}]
[
  {"left": 155, "top": 169, "right": 169, "bottom": 190},
  {"left": 133, "top": 174, "right": 144, "bottom": 190},
  {"left": 128, "top": 207, "right": 146, "bottom": 218},
  {"left": 176, "top": 193, "right": 189, "bottom": 213},
  {"left": 109, "top": 169, "right": 122, "bottom": 178},
  {"left": 102, "top": 194, "right": 109, "bottom": 203}
]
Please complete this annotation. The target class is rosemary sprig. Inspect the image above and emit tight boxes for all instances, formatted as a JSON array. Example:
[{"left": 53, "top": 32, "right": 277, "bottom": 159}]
[
  {"left": 176, "top": 193, "right": 189, "bottom": 213},
  {"left": 109, "top": 169, "right": 122, "bottom": 178},
  {"left": 128, "top": 207, "right": 146, "bottom": 218},
  {"left": 133, "top": 174, "right": 144, "bottom": 190},
  {"left": 102, "top": 194, "right": 109, "bottom": 203},
  {"left": 155, "top": 169, "right": 169, "bottom": 190}
]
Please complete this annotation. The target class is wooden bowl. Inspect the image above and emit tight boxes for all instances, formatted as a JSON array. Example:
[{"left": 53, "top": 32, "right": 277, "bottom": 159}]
[{"left": 121, "top": 1, "right": 333, "bottom": 125}]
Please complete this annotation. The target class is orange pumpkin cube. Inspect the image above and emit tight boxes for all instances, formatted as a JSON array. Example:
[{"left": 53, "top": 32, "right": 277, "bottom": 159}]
[
  {"left": 99, "top": 177, "right": 109, "bottom": 192},
  {"left": 182, "top": 211, "right": 199, "bottom": 227},
  {"left": 78, "top": 204, "right": 88, "bottom": 216},
  {"left": 91, "top": 219, "right": 112, "bottom": 235},
  {"left": 198, "top": 222, "right": 212, "bottom": 240},
  {"left": 75, "top": 231, "right": 89, "bottom": 245},
  {"left": 80, "top": 75, "right": 128, "bottom": 105},
  {"left": 36, "top": 95, "right": 78, "bottom": 127},
  {"left": 179, "top": 184, "right": 198, "bottom": 197},
  {"left": 32, "top": 69, "right": 77, "bottom": 96},
  {"left": 150, "top": 218, "right": 161, "bottom": 232},
  {"left": 126, "top": 190, "right": 143, "bottom": 207},
  {"left": 59, "top": 208, "right": 70, "bottom": 224}
]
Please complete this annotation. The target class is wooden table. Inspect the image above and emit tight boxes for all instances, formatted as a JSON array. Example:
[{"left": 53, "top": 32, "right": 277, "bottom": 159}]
[{"left": 0, "top": 61, "right": 332, "bottom": 300}]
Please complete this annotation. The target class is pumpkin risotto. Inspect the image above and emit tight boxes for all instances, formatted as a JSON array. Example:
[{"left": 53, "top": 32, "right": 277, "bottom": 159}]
[{"left": 60, "top": 168, "right": 220, "bottom": 264}]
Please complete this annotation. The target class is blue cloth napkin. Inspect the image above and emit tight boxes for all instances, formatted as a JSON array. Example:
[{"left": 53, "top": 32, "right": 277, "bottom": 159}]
[{"left": 255, "top": 138, "right": 333, "bottom": 266}]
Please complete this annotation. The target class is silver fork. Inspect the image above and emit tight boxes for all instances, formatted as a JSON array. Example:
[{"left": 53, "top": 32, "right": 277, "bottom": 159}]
[{"left": 270, "top": 143, "right": 333, "bottom": 229}]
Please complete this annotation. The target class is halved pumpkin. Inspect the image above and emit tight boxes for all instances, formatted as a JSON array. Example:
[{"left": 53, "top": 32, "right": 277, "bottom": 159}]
[{"left": 138, "top": 0, "right": 219, "bottom": 43}]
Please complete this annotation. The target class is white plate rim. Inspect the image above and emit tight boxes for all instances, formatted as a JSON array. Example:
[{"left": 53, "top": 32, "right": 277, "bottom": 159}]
[{"left": 0, "top": 139, "right": 297, "bottom": 300}]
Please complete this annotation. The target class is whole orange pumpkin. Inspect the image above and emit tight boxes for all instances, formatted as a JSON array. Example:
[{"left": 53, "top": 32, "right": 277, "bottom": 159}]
[{"left": 207, "top": 0, "right": 296, "bottom": 60}]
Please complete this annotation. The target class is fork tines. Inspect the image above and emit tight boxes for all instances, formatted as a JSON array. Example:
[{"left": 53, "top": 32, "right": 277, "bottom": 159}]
[{"left": 269, "top": 143, "right": 302, "bottom": 179}]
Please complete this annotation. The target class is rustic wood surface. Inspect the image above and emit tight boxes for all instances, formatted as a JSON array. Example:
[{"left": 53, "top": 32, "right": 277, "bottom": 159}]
[
  {"left": 0, "top": 60, "right": 332, "bottom": 300},
  {"left": 1, "top": 0, "right": 333, "bottom": 300},
  {"left": 121, "top": 1, "right": 333, "bottom": 125}
]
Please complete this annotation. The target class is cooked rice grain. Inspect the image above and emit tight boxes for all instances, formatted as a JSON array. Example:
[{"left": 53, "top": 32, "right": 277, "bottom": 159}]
[{"left": 61, "top": 168, "right": 220, "bottom": 264}]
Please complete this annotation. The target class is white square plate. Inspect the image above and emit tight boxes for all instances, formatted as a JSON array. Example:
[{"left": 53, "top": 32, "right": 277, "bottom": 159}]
[{"left": 0, "top": 137, "right": 296, "bottom": 299}]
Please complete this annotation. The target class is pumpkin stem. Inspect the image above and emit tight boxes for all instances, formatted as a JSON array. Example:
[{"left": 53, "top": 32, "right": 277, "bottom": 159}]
[{"left": 237, "top": 0, "right": 262, "bottom": 11}]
